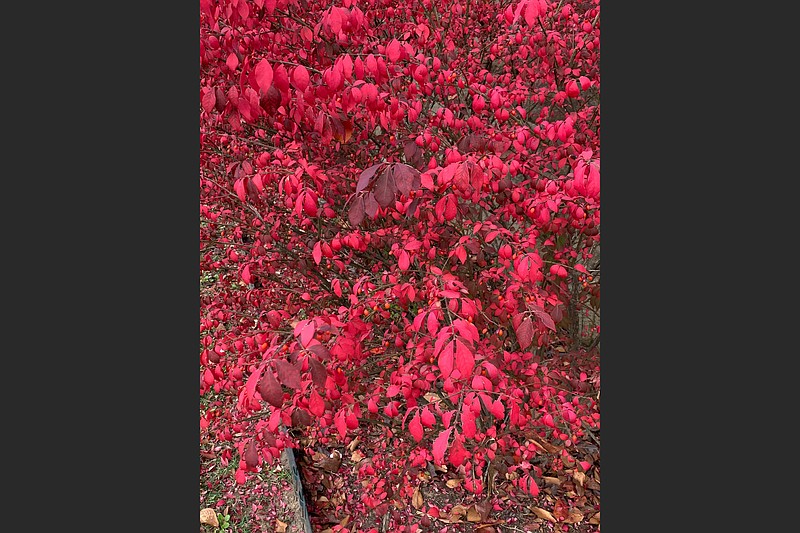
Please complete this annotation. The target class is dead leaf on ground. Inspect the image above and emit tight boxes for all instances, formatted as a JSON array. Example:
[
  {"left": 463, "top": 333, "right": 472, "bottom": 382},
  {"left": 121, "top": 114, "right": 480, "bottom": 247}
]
[
  {"left": 466, "top": 505, "right": 482, "bottom": 522},
  {"left": 340, "top": 515, "right": 351, "bottom": 527},
  {"left": 543, "top": 476, "right": 562, "bottom": 485},
  {"left": 446, "top": 478, "right": 463, "bottom": 488},
  {"left": 412, "top": 487, "right": 424, "bottom": 509},
  {"left": 530, "top": 506, "right": 557, "bottom": 522},
  {"left": 589, "top": 511, "right": 600, "bottom": 524},
  {"left": 275, "top": 518, "right": 288, "bottom": 533},
  {"left": 200, "top": 508, "right": 219, "bottom": 527},
  {"left": 449, "top": 504, "right": 468, "bottom": 522},
  {"left": 475, "top": 527, "right": 497, "bottom": 533},
  {"left": 351, "top": 449, "right": 365, "bottom": 462},
  {"left": 347, "top": 436, "right": 361, "bottom": 451},
  {"left": 564, "top": 510, "right": 584, "bottom": 524}
]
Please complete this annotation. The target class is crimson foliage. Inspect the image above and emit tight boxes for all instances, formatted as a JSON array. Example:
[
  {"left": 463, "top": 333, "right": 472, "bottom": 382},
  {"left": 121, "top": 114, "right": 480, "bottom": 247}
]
[{"left": 201, "top": 0, "right": 600, "bottom": 529}]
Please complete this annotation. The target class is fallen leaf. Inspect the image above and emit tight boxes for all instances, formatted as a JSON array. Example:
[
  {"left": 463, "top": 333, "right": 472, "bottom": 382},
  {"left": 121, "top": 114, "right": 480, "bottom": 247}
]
[
  {"left": 589, "top": 511, "right": 600, "bottom": 524},
  {"left": 543, "top": 476, "right": 562, "bottom": 485},
  {"left": 573, "top": 471, "right": 586, "bottom": 486},
  {"left": 564, "top": 510, "right": 584, "bottom": 524},
  {"left": 530, "top": 507, "right": 557, "bottom": 522},
  {"left": 347, "top": 437, "right": 361, "bottom": 452},
  {"left": 340, "top": 515, "right": 351, "bottom": 527},
  {"left": 275, "top": 518, "right": 288, "bottom": 533},
  {"left": 449, "top": 504, "right": 468, "bottom": 522},
  {"left": 446, "top": 478, "right": 463, "bottom": 488},
  {"left": 467, "top": 505, "right": 482, "bottom": 522},
  {"left": 474, "top": 500, "right": 492, "bottom": 521},
  {"left": 200, "top": 508, "right": 218, "bottom": 527},
  {"left": 351, "top": 449, "right": 365, "bottom": 462},
  {"left": 475, "top": 527, "right": 497, "bottom": 533},
  {"left": 412, "top": 487, "right": 424, "bottom": 509}
]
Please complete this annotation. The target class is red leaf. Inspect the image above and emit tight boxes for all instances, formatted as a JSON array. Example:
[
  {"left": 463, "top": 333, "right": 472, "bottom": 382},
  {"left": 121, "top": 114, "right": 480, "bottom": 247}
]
[
  {"left": 312, "top": 241, "right": 322, "bottom": 265},
  {"left": 444, "top": 194, "right": 458, "bottom": 221},
  {"left": 432, "top": 427, "right": 453, "bottom": 465},
  {"left": 530, "top": 304, "right": 557, "bottom": 332},
  {"left": 348, "top": 197, "right": 365, "bottom": 226},
  {"left": 409, "top": 412, "right": 423, "bottom": 442},
  {"left": 461, "top": 403, "right": 477, "bottom": 438},
  {"left": 244, "top": 439, "right": 259, "bottom": 467},
  {"left": 233, "top": 177, "right": 246, "bottom": 201},
  {"left": 437, "top": 162, "right": 460, "bottom": 187},
  {"left": 335, "top": 410, "right": 348, "bottom": 439},
  {"left": 449, "top": 434, "right": 469, "bottom": 467},
  {"left": 201, "top": 89, "right": 216, "bottom": 113},
  {"left": 515, "top": 317, "right": 534, "bottom": 350},
  {"left": 427, "top": 312, "right": 439, "bottom": 336},
  {"left": 275, "top": 360, "right": 301, "bottom": 389},
  {"left": 373, "top": 171, "right": 396, "bottom": 208},
  {"left": 393, "top": 164, "right": 419, "bottom": 197},
  {"left": 364, "top": 193, "right": 379, "bottom": 218},
  {"left": 226, "top": 52, "right": 239, "bottom": 72},
  {"left": 490, "top": 399, "right": 505, "bottom": 419},
  {"left": 398, "top": 249, "right": 410, "bottom": 271},
  {"left": 308, "top": 357, "right": 327, "bottom": 388},
  {"left": 303, "top": 190, "right": 318, "bottom": 217},
  {"left": 257, "top": 371, "right": 283, "bottom": 407},
  {"left": 309, "top": 388, "right": 325, "bottom": 416},
  {"left": 244, "top": 363, "right": 265, "bottom": 403},
  {"left": 454, "top": 339, "right": 475, "bottom": 378},
  {"left": 291, "top": 65, "right": 310, "bottom": 91},
  {"left": 346, "top": 411, "right": 359, "bottom": 429},
  {"left": 420, "top": 406, "right": 436, "bottom": 427},
  {"left": 356, "top": 163, "right": 382, "bottom": 193},
  {"left": 386, "top": 39, "right": 402, "bottom": 62},
  {"left": 241, "top": 264, "right": 252, "bottom": 285},
  {"left": 299, "top": 322, "right": 316, "bottom": 347},
  {"left": 254, "top": 59, "right": 273, "bottom": 91},
  {"left": 437, "top": 341, "right": 455, "bottom": 378}
]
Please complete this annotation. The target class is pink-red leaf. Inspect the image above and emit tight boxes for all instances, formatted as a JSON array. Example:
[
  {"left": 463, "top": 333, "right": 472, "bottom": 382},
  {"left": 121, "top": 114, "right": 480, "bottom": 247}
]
[
  {"left": 373, "top": 171, "right": 396, "bottom": 208},
  {"left": 437, "top": 340, "right": 455, "bottom": 378},
  {"left": 398, "top": 249, "right": 410, "bottom": 271},
  {"left": 309, "top": 388, "right": 325, "bottom": 416},
  {"left": 409, "top": 412, "right": 423, "bottom": 442},
  {"left": 299, "top": 322, "right": 316, "bottom": 347},
  {"left": 386, "top": 39, "right": 402, "bottom": 62},
  {"left": 461, "top": 403, "right": 477, "bottom": 438},
  {"left": 432, "top": 427, "right": 453, "bottom": 465},
  {"left": 312, "top": 241, "right": 322, "bottom": 265},
  {"left": 515, "top": 317, "right": 534, "bottom": 350},
  {"left": 291, "top": 65, "right": 310, "bottom": 91},
  {"left": 255, "top": 59, "right": 274, "bottom": 91},
  {"left": 454, "top": 339, "right": 475, "bottom": 378}
]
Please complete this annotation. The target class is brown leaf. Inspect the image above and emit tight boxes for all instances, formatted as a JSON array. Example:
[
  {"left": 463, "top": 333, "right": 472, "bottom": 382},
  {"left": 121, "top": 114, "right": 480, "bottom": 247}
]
[
  {"left": 200, "top": 508, "right": 218, "bottom": 527},
  {"left": 474, "top": 527, "right": 497, "bottom": 533},
  {"left": 449, "top": 504, "right": 468, "bottom": 522},
  {"left": 543, "top": 476, "right": 562, "bottom": 485},
  {"left": 275, "top": 518, "right": 288, "bottom": 532},
  {"left": 530, "top": 507, "right": 557, "bottom": 522},
  {"left": 446, "top": 478, "right": 463, "bottom": 488},
  {"left": 589, "top": 511, "right": 600, "bottom": 524},
  {"left": 466, "top": 505, "right": 482, "bottom": 522},
  {"left": 564, "top": 510, "right": 584, "bottom": 524},
  {"left": 351, "top": 449, "right": 365, "bottom": 462},
  {"left": 573, "top": 471, "right": 586, "bottom": 486},
  {"left": 412, "top": 487, "right": 424, "bottom": 509},
  {"left": 347, "top": 436, "right": 361, "bottom": 452}
]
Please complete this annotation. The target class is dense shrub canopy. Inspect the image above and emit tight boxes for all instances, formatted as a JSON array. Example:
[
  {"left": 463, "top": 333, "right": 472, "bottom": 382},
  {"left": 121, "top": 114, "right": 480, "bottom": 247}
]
[{"left": 200, "top": 0, "right": 600, "bottom": 530}]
